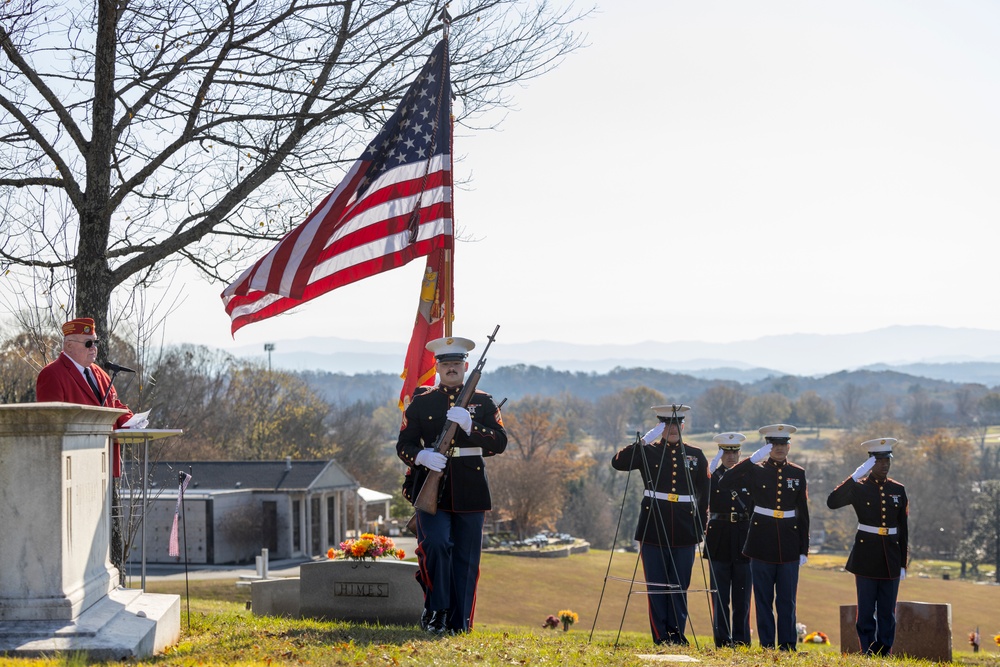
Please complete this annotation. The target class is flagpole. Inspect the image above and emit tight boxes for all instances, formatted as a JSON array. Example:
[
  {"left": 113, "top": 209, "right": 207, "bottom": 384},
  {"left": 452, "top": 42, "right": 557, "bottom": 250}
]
[
  {"left": 443, "top": 23, "right": 454, "bottom": 338},
  {"left": 444, "top": 249, "right": 453, "bottom": 337}
]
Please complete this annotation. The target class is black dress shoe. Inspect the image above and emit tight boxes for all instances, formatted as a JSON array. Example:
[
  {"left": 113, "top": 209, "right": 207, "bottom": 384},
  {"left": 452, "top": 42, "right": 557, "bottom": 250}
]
[
  {"left": 419, "top": 608, "right": 430, "bottom": 631},
  {"left": 425, "top": 609, "right": 448, "bottom": 635}
]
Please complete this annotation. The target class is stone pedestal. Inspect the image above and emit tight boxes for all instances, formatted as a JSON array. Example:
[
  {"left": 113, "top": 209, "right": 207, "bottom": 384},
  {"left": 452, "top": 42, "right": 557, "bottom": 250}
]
[
  {"left": 839, "top": 601, "right": 952, "bottom": 662},
  {"left": 253, "top": 560, "right": 423, "bottom": 625},
  {"left": 0, "top": 403, "right": 180, "bottom": 658}
]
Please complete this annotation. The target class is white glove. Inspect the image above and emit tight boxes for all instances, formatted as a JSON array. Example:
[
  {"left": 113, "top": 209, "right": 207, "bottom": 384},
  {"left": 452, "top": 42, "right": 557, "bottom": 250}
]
[
  {"left": 899, "top": 568, "right": 906, "bottom": 580},
  {"left": 447, "top": 406, "right": 473, "bottom": 435},
  {"left": 415, "top": 449, "right": 447, "bottom": 472},
  {"left": 799, "top": 555, "right": 808, "bottom": 567},
  {"left": 851, "top": 456, "right": 877, "bottom": 482},
  {"left": 709, "top": 449, "right": 723, "bottom": 473},
  {"left": 749, "top": 443, "right": 772, "bottom": 464},
  {"left": 642, "top": 422, "right": 665, "bottom": 444}
]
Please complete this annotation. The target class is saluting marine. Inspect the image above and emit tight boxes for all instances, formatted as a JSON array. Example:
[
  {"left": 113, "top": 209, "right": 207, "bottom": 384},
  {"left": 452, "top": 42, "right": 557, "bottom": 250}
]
[
  {"left": 397, "top": 336, "right": 507, "bottom": 635},
  {"left": 827, "top": 437, "right": 909, "bottom": 657},
  {"left": 611, "top": 405, "right": 709, "bottom": 646},
  {"left": 719, "top": 424, "right": 809, "bottom": 652},
  {"left": 705, "top": 432, "right": 754, "bottom": 648}
]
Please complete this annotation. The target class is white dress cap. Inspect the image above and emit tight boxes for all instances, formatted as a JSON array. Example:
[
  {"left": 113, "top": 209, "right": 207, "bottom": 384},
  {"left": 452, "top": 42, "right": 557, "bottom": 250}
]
[
  {"left": 713, "top": 432, "right": 747, "bottom": 450},
  {"left": 651, "top": 404, "right": 691, "bottom": 421},
  {"left": 758, "top": 423, "right": 798, "bottom": 440},
  {"left": 861, "top": 437, "right": 897, "bottom": 458},
  {"left": 425, "top": 336, "right": 476, "bottom": 361}
]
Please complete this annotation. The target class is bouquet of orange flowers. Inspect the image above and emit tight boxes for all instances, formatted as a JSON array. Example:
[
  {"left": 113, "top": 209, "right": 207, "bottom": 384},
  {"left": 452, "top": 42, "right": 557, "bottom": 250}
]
[
  {"left": 327, "top": 533, "right": 405, "bottom": 562},
  {"left": 803, "top": 631, "right": 829, "bottom": 644}
]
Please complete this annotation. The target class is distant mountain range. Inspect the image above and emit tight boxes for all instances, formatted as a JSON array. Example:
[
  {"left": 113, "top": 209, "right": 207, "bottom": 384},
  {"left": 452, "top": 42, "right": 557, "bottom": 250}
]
[{"left": 230, "top": 325, "right": 1000, "bottom": 387}]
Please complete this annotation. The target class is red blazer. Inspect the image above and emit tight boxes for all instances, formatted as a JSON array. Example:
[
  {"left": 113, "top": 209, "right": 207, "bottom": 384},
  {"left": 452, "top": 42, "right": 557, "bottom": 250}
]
[{"left": 36, "top": 353, "right": 133, "bottom": 429}]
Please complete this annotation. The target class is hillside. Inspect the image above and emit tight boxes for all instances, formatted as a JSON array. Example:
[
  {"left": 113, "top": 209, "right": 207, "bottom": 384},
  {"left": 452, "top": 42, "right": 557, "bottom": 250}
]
[
  {"left": 299, "top": 364, "right": 983, "bottom": 425},
  {"left": 474, "top": 550, "right": 996, "bottom": 650}
]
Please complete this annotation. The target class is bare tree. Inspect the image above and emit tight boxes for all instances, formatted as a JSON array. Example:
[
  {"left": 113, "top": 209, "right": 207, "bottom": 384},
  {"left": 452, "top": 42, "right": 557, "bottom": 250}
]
[
  {"left": 0, "top": 0, "right": 587, "bottom": 341},
  {"left": 739, "top": 392, "right": 792, "bottom": 429},
  {"left": 836, "top": 382, "right": 869, "bottom": 427},
  {"left": 698, "top": 383, "right": 747, "bottom": 432},
  {"left": 906, "top": 430, "right": 977, "bottom": 562},
  {"left": 791, "top": 390, "right": 836, "bottom": 437},
  {"left": 490, "top": 396, "right": 584, "bottom": 538}
]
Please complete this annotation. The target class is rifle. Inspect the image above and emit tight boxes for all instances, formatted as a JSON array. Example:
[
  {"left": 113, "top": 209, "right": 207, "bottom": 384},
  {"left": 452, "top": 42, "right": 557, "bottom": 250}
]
[
  {"left": 405, "top": 392, "right": 507, "bottom": 535},
  {"left": 412, "top": 324, "right": 500, "bottom": 515}
]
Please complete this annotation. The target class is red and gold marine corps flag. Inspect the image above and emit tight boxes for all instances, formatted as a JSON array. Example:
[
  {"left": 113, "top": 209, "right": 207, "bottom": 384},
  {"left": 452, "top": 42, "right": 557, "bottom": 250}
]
[{"left": 398, "top": 247, "right": 451, "bottom": 409}]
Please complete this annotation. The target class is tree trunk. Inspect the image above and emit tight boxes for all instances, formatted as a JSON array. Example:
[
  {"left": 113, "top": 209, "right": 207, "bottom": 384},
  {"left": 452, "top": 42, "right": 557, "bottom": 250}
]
[{"left": 74, "top": 0, "right": 118, "bottom": 360}]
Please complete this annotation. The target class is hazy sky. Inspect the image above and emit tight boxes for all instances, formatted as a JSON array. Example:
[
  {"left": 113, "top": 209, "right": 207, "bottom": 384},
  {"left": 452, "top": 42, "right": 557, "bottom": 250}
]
[{"left": 160, "top": 0, "right": 1000, "bottom": 354}]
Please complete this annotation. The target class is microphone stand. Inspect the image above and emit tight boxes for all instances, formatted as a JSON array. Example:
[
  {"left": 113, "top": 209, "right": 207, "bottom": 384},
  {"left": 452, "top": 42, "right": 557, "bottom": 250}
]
[
  {"left": 99, "top": 366, "right": 123, "bottom": 580},
  {"left": 100, "top": 369, "right": 120, "bottom": 407}
]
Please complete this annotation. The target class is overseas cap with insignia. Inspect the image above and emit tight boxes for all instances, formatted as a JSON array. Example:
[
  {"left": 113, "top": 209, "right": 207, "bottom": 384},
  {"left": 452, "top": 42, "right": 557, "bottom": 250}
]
[
  {"left": 758, "top": 423, "right": 797, "bottom": 443},
  {"left": 62, "top": 317, "right": 96, "bottom": 336},
  {"left": 713, "top": 432, "right": 747, "bottom": 451},
  {"left": 426, "top": 336, "right": 475, "bottom": 362},
  {"left": 862, "top": 437, "right": 897, "bottom": 458},
  {"left": 651, "top": 404, "right": 690, "bottom": 423}
]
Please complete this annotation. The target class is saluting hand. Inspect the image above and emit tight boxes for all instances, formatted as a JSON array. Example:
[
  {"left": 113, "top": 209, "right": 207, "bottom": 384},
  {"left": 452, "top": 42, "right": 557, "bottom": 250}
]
[
  {"left": 642, "top": 422, "right": 665, "bottom": 444},
  {"left": 851, "top": 456, "right": 876, "bottom": 482},
  {"left": 749, "top": 443, "right": 772, "bottom": 464},
  {"left": 709, "top": 449, "right": 723, "bottom": 473}
]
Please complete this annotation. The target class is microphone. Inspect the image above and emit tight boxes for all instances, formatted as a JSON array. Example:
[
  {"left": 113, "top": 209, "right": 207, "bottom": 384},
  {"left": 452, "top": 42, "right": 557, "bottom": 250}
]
[{"left": 104, "top": 361, "right": 136, "bottom": 374}]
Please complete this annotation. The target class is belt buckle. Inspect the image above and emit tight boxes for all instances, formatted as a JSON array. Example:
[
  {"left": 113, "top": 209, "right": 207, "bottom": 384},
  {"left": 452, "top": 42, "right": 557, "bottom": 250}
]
[
  {"left": 878, "top": 527, "right": 889, "bottom": 535},
  {"left": 448, "top": 448, "right": 458, "bottom": 458},
  {"left": 667, "top": 493, "right": 679, "bottom": 502},
  {"left": 730, "top": 512, "right": 739, "bottom": 523},
  {"left": 773, "top": 510, "right": 784, "bottom": 519}
]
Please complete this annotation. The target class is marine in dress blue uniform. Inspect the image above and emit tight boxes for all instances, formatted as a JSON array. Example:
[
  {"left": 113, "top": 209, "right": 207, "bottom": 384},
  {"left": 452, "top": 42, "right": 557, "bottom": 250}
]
[
  {"left": 827, "top": 437, "right": 909, "bottom": 656},
  {"left": 705, "top": 432, "right": 754, "bottom": 648},
  {"left": 611, "top": 405, "right": 709, "bottom": 645},
  {"left": 720, "top": 424, "right": 809, "bottom": 651},
  {"left": 396, "top": 336, "right": 507, "bottom": 635}
]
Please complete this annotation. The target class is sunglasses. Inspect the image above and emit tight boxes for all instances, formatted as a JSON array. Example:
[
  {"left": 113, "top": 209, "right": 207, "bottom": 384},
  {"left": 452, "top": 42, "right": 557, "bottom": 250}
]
[{"left": 71, "top": 339, "right": 101, "bottom": 348}]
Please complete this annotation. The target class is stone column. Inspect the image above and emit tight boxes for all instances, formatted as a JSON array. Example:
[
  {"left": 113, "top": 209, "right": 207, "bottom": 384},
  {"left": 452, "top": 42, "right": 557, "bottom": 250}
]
[{"left": 318, "top": 492, "right": 329, "bottom": 553}]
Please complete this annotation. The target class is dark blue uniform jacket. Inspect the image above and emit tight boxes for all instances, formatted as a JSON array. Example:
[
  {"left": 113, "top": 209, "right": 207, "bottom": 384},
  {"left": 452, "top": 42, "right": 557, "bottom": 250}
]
[
  {"left": 827, "top": 475, "right": 909, "bottom": 579},
  {"left": 720, "top": 457, "right": 809, "bottom": 563},
  {"left": 396, "top": 384, "right": 507, "bottom": 512},
  {"left": 611, "top": 440, "right": 709, "bottom": 547}
]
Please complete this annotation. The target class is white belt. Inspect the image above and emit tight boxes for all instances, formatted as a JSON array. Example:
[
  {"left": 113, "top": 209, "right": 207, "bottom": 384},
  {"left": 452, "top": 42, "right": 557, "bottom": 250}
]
[
  {"left": 643, "top": 490, "right": 693, "bottom": 502},
  {"left": 753, "top": 506, "right": 796, "bottom": 519},
  {"left": 858, "top": 523, "right": 897, "bottom": 535},
  {"left": 448, "top": 447, "right": 483, "bottom": 457}
]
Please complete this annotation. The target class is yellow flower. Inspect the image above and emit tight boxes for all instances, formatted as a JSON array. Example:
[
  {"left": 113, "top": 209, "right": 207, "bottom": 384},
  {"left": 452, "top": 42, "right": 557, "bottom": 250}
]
[{"left": 558, "top": 609, "right": 579, "bottom": 624}]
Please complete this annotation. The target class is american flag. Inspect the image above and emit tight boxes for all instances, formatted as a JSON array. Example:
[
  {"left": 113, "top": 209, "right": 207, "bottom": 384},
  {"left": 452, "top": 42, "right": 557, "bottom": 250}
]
[{"left": 222, "top": 39, "right": 453, "bottom": 334}]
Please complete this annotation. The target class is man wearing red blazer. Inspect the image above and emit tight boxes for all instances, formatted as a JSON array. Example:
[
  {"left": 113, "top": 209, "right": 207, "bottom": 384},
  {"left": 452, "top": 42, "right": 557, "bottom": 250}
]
[{"left": 36, "top": 317, "right": 134, "bottom": 474}]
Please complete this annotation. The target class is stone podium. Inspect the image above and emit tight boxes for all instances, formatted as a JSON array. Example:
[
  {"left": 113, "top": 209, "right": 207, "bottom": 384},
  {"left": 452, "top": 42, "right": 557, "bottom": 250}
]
[{"left": 0, "top": 403, "right": 180, "bottom": 659}]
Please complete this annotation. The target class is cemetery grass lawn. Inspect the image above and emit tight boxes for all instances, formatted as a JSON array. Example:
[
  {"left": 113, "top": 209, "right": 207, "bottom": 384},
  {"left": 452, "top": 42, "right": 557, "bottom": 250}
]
[{"left": 1, "top": 552, "right": 999, "bottom": 666}]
